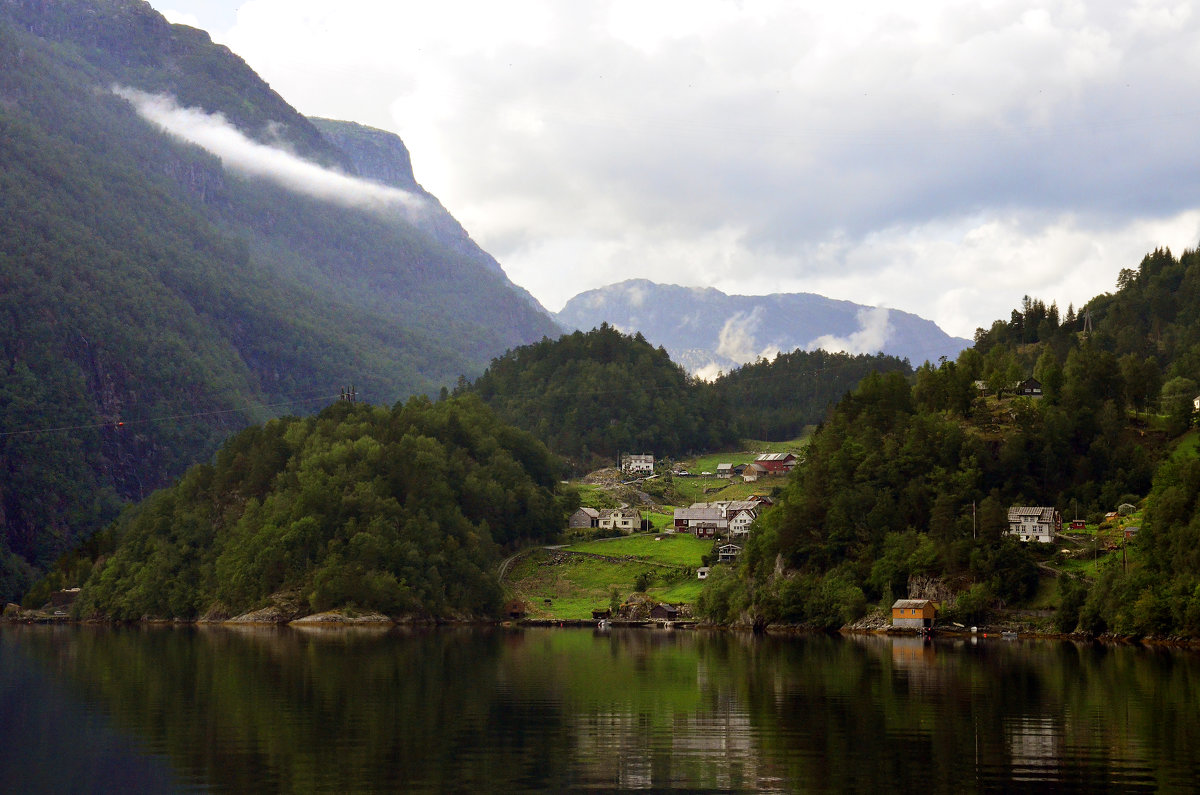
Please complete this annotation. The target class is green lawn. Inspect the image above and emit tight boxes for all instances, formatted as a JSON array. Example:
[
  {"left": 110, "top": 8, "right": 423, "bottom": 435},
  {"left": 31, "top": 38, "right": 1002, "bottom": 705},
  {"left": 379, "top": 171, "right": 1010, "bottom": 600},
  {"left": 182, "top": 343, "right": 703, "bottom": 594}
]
[
  {"left": 1171, "top": 429, "right": 1199, "bottom": 461},
  {"left": 505, "top": 548, "right": 705, "bottom": 620},
  {"left": 565, "top": 533, "right": 711, "bottom": 567}
]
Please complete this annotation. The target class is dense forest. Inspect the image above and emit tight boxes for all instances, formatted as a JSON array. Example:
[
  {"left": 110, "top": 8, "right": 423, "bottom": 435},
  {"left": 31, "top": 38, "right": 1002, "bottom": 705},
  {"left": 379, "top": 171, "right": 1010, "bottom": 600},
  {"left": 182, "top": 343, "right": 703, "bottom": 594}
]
[
  {"left": 36, "top": 396, "right": 570, "bottom": 620},
  {"left": 466, "top": 324, "right": 738, "bottom": 469},
  {"left": 701, "top": 245, "right": 1200, "bottom": 636},
  {"left": 713, "top": 350, "right": 912, "bottom": 440},
  {"left": 0, "top": 0, "right": 558, "bottom": 601},
  {"left": 466, "top": 325, "right": 916, "bottom": 469}
]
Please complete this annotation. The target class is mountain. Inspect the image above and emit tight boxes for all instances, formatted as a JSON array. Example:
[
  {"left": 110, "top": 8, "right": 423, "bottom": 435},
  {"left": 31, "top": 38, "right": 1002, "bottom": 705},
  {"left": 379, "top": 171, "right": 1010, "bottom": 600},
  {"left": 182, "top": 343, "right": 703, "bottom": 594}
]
[
  {"left": 556, "top": 280, "right": 971, "bottom": 376},
  {"left": 466, "top": 325, "right": 737, "bottom": 469},
  {"left": 65, "top": 396, "right": 569, "bottom": 621},
  {"left": 0, "top": 0, "right": 558, "bottom": 600}
]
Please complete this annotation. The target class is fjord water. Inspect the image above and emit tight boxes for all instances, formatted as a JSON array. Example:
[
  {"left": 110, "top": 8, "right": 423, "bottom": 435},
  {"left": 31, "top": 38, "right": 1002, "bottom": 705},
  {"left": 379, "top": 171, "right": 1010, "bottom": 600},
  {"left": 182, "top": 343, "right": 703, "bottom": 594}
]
[{"left": 3, "top": 627, "right": 1199, "bottom": 793}]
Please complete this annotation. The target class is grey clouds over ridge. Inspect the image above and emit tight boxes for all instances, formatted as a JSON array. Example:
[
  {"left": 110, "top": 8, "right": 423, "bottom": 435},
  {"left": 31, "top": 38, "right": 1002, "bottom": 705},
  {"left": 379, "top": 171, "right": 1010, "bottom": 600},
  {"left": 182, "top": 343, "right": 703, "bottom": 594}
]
[{"left": 150, "top": 0, "right": 1200, "bottom": 337}]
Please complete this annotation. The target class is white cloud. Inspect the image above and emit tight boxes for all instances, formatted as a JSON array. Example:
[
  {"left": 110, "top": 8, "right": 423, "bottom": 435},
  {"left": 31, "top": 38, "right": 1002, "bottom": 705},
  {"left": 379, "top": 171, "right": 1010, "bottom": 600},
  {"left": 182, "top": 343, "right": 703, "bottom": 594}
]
[
  {"left": 715, "top": 307, "right": 781, "bottom": 364},
  {"left": 113, "top": 86, "right": 426, "bottom": 216},
  {"left": 809, "top": 307, "right": 893, "bottom": 355}
]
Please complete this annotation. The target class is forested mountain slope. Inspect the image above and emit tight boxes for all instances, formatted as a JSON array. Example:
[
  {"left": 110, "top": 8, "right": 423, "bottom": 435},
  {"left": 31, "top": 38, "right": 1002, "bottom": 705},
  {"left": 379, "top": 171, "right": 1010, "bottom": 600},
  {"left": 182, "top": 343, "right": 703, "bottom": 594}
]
[
  {"left": 703, "top": 245, "right": 1200, "bottom": 634},
  {"left": 712, "top": 349, "right": 912, "bottom": 440},
  {"left": 64, "top": 396, "right": 569, "bottom": 621},
  {"left": 466, "top": 325, "right": 737, "bottom": 469},
  {"left": 0, "top": 0, "right": 558, "bottom": 600}
]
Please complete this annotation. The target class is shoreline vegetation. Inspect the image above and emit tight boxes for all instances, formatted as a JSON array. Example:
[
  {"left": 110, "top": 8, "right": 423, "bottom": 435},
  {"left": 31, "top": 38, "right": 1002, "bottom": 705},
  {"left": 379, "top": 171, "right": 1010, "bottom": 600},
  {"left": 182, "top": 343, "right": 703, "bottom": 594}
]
[{"left": 6, "top": 610, "right": 1200, "bottom": 651}]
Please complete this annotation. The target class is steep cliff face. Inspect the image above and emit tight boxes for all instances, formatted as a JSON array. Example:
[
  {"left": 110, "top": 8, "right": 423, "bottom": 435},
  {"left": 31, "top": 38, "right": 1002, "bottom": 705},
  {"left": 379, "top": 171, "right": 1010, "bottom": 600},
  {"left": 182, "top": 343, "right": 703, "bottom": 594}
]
[
  {"left": 0, "top": 0, "right": 557, "bottom": 598},
  {"left": 311, "top": 118, "right": 557, "bottom": 321},
  {"left": 557, "top": 279, "right": 971, "bottom": 375}
]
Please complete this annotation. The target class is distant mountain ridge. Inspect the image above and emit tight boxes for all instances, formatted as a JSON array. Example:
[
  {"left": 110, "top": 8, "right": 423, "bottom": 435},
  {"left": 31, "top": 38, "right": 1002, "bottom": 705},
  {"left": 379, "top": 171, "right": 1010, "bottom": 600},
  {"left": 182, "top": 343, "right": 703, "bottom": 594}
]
[{"left": 556, "top": 280, "right": 970, "bottom": 376}]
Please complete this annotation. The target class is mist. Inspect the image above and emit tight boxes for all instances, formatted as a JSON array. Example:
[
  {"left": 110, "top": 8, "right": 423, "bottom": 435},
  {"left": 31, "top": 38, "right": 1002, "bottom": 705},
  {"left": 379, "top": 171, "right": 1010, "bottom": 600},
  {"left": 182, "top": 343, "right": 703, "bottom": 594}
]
[{"left": 114, "top": 86, "right": 425, "bottom": 216}]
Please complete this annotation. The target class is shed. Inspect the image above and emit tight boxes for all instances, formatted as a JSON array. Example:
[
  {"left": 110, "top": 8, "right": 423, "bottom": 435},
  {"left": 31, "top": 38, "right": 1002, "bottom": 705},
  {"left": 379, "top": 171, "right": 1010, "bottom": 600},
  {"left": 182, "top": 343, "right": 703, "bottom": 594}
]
[
  {"left": 1124, "top": 525, "right": 1140, "bottom": 540},
  {"left": 891, "top": 599, "right": 937, "bottom": 629},
  {"left": 569, "top": 507, "right": 600, "bottom": 529},
  {"left": 505, "top": 600, "right": 528, "bottom": 620},
  {"left": 592, "top": 608, "right": 612, "bottom": 620},
  {"left": 650, "top": 603, "right": 680, "bottom": 621},
  {"left": 696, "top": 567, "right": 711, "bottom": 580}
]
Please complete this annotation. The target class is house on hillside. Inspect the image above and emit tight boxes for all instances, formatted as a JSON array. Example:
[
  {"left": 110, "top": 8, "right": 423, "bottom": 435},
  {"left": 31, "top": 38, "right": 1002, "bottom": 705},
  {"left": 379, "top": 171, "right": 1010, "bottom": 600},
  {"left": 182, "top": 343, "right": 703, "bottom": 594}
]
[
  {"left": 696, "top": 567, "right": 711, "bottom": 580},
  {"left": 622, "top": 454, "right": 654, "bottom": 475},
  {"left": 1006, "top": 506, "right": 1060, "bottom": 543},
  {"left": 754, "top": 452, "right": 798, "bottom": 474},
  {"left": 674, "top": 505, "right": 727, "bottom": 538},
  {"left": 891, "top": 599, "right": 937, "bottom": 629},
  {"left": 1016, "top": 378, "right": 1043, "bottom": 397},
  {"left": 717, "top": 543, "right": 742, "bottom": 563},
  {"left": 569, "top": 507, "right": 600, "bottom": 529},
  {"left": 716, "top": 463, "right": 734, "bottom": 479},
  {"left": 742, "top": 462, "right": 768, "bottom": 482},
  {"left": 728, "top": 509, "right": 757, "bottom": 538},
  {"left": 1124, "top": 525, "right": 1140, "bottom": 540},
  {"left": 598, "top": 507, "right": 641, "bottom": 534}
]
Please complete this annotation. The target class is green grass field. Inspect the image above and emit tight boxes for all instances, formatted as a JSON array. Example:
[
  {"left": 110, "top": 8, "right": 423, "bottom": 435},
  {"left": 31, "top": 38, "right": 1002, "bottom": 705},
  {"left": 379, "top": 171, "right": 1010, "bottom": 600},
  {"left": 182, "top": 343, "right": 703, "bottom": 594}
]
[
  {"left": 564, "top": 533, "right": 711, "bottom": 567},
  {"left": 505, "top": 549, "right": 703, "bottom": 620}
]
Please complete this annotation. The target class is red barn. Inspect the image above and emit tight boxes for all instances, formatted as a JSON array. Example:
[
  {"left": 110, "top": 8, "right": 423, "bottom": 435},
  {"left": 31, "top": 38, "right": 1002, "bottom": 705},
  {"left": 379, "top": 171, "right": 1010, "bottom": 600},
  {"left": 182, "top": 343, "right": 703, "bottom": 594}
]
[{"left": 754, "top": 452, "right": 797, "bottom": 474}]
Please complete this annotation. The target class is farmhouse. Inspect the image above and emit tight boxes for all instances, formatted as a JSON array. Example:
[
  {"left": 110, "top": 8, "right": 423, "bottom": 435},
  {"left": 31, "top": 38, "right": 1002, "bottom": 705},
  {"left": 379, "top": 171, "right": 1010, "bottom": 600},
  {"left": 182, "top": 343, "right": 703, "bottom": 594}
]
[
  {"left": 1006, "top": 506, "right": 1060, "bottom": 543},
  {"left": 598, "top": 507, "right": 641, "bottom": 534},
  {"left": 622, "top": 453, "right": 654, "bottom": 475},
  {"left": 891, "top": 599, "right": 937, "bottom": 629},
  {"left": 717, "top": 543, "right": 742, "bottom": 563},
  {"left": 674, "top": 505, "right": 727, "bottom": 537},
  {"left": 728, "top": 509, "right": 757, "bottom": 538},
  {"left": 716, "top": 463, "right": 734, "bottom": 479}
]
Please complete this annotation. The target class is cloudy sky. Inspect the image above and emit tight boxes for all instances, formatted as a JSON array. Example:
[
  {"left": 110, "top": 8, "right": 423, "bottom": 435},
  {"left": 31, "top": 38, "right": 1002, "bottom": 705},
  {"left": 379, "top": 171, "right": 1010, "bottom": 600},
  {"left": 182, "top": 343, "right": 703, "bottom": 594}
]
[{"left": 146, "top": 0, "right": 1200, "bottom": 338}]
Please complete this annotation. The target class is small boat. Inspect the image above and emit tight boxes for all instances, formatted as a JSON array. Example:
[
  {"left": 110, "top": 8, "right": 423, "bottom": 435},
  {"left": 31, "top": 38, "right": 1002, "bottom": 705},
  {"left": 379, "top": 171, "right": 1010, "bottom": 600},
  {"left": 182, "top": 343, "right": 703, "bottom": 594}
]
[{"left": 596, "top": 619, "right": 611, "bottom": 630}]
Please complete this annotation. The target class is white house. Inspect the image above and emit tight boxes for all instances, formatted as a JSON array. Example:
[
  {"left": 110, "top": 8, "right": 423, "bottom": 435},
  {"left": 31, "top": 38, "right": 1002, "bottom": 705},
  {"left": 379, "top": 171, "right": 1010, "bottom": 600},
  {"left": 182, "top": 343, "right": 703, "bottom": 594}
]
[
  {"left": 598, "top": 507, "right": 641, "bottom": 534},
  {"left": 622, "top": 454, "right": 654, "bottom": 475},
  {"left": 1006, "top": 506, "right": 1060, "bottom": 543},
  {"left": 728, "top": 509, "right": 757, "bottom": 537}
]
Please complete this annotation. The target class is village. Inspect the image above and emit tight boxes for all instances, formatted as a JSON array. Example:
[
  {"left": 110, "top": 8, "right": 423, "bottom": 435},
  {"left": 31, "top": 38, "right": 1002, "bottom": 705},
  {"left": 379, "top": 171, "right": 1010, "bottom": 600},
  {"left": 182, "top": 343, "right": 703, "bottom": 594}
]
[{"left": 501, "top": 447, "right": 1148, "bottom": 634}]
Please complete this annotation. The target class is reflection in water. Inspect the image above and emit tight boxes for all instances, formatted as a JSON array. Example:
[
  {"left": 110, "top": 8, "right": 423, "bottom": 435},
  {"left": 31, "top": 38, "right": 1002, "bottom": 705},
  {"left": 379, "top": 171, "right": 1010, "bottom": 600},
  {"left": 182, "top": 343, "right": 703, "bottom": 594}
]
[{"left": 3, "top": 626, "right": 1200, "bottom": 792}]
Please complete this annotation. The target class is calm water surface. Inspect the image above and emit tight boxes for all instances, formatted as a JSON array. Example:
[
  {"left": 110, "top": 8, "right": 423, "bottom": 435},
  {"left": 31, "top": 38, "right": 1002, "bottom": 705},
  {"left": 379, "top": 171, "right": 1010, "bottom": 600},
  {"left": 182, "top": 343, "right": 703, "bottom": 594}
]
[{"left": 2, "top": 625, "right": 1199, "bottom": 793}]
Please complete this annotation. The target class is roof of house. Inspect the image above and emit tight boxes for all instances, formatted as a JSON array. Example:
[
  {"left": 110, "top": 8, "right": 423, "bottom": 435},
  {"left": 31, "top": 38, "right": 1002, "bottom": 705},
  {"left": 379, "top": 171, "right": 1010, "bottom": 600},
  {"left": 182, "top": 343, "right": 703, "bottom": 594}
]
[
  {"left": 675, "top": 506, "right": 725, "bottom": 521},
  {"left": 755, "top": 452, "right": 796, "bottom": 462},
  {"left": 573, "top": 507, "right": 600, "bottom": 518},
  {"left": 891, "top": 599, "right": 935, "bottom": 609},
  {"left": 718, "top": 543, "right": 742, "bottom": 552},
  {"left": 599, "top": 507, "right": 640, "bottom": 518},
  {"left": 716, "top": 463, "right": 733, "bottom": 471},
  {"left": 1008, "top": 506, "right": 1057, "bottom": 522}
]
